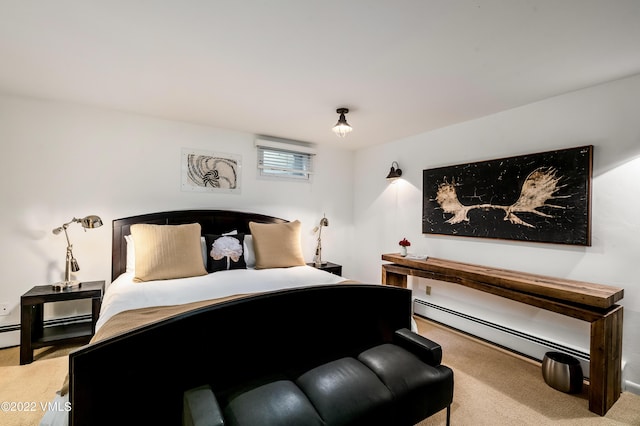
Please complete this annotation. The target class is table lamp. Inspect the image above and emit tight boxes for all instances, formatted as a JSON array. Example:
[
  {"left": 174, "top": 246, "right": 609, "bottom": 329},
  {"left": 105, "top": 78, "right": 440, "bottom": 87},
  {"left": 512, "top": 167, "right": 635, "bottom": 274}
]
[
  {"left": 313, "top": 214, "right": 329, "bottom": 267},
  {"left": 52, "top": 215, "right": 103, "bottom": 290}
]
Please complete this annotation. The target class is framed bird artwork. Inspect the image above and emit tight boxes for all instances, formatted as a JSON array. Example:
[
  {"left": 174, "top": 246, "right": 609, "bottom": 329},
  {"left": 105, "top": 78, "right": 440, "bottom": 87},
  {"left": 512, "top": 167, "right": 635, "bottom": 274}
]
[{"left": 422, "top": 145, "right": 593, "bottom": 246}]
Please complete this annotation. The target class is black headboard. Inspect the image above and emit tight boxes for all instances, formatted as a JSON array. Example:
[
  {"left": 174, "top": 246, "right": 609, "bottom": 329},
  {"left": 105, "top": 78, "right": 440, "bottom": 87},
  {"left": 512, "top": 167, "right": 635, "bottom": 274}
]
[{"left": 111, "top": 210, "right": 287, "bottom": 281}]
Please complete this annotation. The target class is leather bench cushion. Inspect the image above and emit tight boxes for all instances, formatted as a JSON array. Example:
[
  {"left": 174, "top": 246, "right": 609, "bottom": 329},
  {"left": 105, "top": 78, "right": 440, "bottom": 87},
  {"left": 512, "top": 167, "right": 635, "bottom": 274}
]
[
  {"left": 358, "top": 344, "right": 454, "bottom": 425},
  {"left": 296, "top": 357, "right": 394, "bottom": 426},
  {"left": 222, "top": 380, "right": 324, "bottom": 426}
]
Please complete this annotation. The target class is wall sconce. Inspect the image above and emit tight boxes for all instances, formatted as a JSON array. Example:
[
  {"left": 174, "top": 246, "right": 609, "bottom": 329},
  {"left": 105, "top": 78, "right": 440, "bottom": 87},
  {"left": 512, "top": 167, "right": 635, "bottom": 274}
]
[
  {"left": 312, "top": 214, "right": 329, "bottom": 266},
  {"left": 332, "top": 108, "right": 352, "bottom": 138},
  {"left": 386, "top": 161, "right": 403, "bottom": 181},
  {"left": 52, "top": 215, "right": 103, "bottom": 290}
]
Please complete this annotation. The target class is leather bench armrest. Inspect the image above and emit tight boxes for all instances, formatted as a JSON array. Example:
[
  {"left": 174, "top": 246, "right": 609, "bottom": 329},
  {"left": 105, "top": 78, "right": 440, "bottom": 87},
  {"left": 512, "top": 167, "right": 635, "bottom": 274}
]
[
  {"left": 183, "top": 385, "right": 225, "bottom": 426},
  {"left": 393, "top": 328, "right": 443, "bottom": 366}
]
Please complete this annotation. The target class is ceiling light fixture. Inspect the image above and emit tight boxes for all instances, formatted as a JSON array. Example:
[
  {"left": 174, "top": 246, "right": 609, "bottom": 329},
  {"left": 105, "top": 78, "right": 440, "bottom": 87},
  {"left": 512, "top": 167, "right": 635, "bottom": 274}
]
[{"left": 332, "top": 108, "right": 352, "bottom": 138}]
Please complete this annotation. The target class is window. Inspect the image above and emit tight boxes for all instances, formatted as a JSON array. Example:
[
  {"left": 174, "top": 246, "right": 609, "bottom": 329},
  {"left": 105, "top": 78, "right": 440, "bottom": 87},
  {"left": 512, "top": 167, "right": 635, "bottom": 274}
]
[{"left": 255, "top": 138, "right": 315, "bottom": 180}]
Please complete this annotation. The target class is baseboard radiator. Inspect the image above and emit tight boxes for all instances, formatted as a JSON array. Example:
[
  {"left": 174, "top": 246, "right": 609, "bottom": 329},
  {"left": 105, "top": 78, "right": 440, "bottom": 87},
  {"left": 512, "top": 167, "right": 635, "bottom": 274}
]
[
  {"left": 414, "top": 298, "right": 591, "bottom": 379},
  {"left": 0, "top": 314, "right": 92, "bottom": 348}
]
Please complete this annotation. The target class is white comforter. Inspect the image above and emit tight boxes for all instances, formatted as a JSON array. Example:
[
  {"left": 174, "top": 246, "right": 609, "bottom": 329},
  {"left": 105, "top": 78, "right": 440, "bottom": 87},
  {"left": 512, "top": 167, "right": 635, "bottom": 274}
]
[
  {"left": 40, "top": 265, "right": 347, "bottom": 426},
  {"left": 96, "top": 265, "right": 347, "bottom": 332}
]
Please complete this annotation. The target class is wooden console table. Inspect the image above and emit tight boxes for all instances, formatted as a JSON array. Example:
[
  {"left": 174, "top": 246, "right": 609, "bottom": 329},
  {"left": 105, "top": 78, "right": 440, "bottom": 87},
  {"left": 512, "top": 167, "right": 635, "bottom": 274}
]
[{"left": 381, "top": 253, "right": 624, "bottom": 416}]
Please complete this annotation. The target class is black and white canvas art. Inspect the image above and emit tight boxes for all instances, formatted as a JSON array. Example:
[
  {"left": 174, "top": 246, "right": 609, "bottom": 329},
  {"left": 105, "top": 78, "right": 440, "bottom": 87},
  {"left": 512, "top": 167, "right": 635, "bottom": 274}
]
[
  {"left": 422, "top": 145, "right": 593, "bottom": 245},
  {"left": 181, "top": 148, "right": 241, "bottom": 194}
]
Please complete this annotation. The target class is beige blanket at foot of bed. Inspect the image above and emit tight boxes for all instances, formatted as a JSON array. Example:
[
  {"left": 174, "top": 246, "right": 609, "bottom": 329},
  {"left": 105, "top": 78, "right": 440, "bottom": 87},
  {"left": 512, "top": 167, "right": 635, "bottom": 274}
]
[{"left": 59, "top": 293, "right": 248, "bottom": 395}]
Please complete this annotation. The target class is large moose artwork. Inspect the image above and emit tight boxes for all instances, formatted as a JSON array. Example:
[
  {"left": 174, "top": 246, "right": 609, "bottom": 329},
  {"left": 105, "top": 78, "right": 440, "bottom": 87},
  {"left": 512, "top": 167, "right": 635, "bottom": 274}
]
[{"left": 422, "top": 146, "right": 592, "bottom": 245}]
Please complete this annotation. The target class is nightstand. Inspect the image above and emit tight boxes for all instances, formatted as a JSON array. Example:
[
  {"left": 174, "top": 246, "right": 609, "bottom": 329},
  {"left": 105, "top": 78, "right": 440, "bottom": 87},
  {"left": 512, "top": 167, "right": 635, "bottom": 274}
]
[
  {"left": 20, "top": 281, "right": 104, "bottom": 364},
  {"left": 307, "top": 262, "right": 342, "bottom": 276}
]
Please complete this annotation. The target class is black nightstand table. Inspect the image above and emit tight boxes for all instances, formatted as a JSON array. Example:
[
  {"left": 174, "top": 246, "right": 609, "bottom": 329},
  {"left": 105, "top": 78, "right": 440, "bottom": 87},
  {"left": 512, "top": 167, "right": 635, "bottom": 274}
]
[
  {"left": 307, "top": 262, "right": 342, "bottom": 276},
  {"left": 20, "top": 281, "right": 104, "bottom": 365}
]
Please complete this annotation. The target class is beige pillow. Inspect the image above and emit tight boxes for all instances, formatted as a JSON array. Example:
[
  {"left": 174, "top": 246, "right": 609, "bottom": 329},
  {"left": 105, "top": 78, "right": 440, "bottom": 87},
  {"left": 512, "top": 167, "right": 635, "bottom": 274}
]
[
  {"left": 131, "top": 223, "right": 207, "bottom": 282},
  {"left": 248, "top": 220, "right": 306, "bottom": 269}
]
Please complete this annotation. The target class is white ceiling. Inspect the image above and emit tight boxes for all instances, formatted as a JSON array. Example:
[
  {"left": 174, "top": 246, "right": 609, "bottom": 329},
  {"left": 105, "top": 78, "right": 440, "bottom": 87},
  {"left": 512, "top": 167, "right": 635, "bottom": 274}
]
[{"left": 1, "top": 1, "right": 639, "bottom": 150}]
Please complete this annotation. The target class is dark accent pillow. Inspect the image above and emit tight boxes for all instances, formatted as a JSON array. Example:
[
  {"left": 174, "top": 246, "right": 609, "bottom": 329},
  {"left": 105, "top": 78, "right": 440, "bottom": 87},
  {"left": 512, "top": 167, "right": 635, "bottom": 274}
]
[{"left": 204, "top": 233, "right": 247, "bottom": 272}]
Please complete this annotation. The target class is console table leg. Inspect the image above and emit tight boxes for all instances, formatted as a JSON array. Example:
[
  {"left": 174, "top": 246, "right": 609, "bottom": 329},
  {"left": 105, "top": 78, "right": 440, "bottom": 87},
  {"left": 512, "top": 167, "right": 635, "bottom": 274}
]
[
  {"left": 589, "top": 305, "right": 623, "bottom": 416},
  {"left": 382, "top": 265, "right": 408, "bottom": 288}
]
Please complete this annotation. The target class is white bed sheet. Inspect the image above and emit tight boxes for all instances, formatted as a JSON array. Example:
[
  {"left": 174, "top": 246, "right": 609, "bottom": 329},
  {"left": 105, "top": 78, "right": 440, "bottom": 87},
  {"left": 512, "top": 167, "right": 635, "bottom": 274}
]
[{"left": 40, "top": 265, "right": 347, "bottom": 426}]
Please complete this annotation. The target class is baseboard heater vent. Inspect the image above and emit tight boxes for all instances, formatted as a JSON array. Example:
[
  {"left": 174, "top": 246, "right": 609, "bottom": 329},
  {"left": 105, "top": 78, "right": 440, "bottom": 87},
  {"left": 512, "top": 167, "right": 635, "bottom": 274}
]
[
  {"left": 0, "top": 314, "right": 92, "bottom": 335},
  {"left": 0, "top": 323, "right": 20, "bottom": 334},
  {"left": 44, "top": 314, "right": 93, "bottom": 328},
  {"left": 414, "top": 298, "right": 590, "bottom": 378}
]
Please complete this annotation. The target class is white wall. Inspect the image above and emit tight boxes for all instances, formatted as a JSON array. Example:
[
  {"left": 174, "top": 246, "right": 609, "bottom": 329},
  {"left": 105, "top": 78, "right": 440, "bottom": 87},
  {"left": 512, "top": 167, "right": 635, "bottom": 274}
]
[
  {"left": 0, "top": 95, "right": 354, "bottom": 346},
  {"left": 2, "top": 74, "right": 639, "bottom": 390},
  {"left": 353, "top": 74, "right": 640, "bottom": 390}
]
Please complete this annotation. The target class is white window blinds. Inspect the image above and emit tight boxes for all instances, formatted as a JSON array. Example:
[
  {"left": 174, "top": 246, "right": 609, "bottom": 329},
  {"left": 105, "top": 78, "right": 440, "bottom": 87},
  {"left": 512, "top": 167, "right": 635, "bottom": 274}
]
[{"left": 255, "top": 138, "right": 315, "bottom": 180}]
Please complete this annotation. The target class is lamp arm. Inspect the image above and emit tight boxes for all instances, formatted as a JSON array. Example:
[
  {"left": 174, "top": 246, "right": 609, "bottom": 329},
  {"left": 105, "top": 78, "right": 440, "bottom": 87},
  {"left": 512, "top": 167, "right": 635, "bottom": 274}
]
[
  {"left": 62, "top": 226, "right": 81, "bottom": 282},
  {"left": 62, "top": 224, "right": 72, "bottom": 247}
]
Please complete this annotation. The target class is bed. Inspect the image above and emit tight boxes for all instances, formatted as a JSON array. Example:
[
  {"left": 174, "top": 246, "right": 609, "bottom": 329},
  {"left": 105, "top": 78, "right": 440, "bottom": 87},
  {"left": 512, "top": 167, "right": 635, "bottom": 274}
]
[{"left": 40, "top": 210, "right": 352, "bottom": 426}]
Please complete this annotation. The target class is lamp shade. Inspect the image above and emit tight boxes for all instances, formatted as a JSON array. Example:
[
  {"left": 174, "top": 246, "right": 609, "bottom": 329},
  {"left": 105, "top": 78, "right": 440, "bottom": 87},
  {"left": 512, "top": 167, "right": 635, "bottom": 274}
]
[
  {"left": 332, "top": 108, "right": 352, "bottom": 137},
  {"left": 80, "top": 215, "right": 103, "bottom": 229}
]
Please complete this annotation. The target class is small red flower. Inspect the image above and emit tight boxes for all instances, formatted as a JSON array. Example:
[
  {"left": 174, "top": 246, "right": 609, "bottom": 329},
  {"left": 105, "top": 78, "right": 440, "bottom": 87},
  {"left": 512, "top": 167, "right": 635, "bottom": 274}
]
[{"left": 399, "top": 238, "right": 411, "bottom": 247}]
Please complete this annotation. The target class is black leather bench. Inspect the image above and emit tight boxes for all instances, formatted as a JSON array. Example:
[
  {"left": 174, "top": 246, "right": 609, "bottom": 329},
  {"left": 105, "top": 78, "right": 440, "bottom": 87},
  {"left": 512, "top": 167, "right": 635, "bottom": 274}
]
[
  {"left": 183, "top": 288, "right": 454, "bottom": 426},
  {"left": 184, "top": 329, "right": 453, "bottom": 425}
]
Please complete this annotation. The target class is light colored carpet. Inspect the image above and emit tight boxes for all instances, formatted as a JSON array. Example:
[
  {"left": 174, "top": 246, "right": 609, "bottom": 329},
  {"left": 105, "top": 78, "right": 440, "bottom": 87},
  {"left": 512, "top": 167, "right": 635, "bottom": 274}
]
[
  {"left": 0, "top": 320, "right": 639, "bottom": 425},
  {"left": 0, "top": 345, "right": 74, "bottom": 426},
  {"left": 414, "top": 317, "right": 640, "bottom": 425}
]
